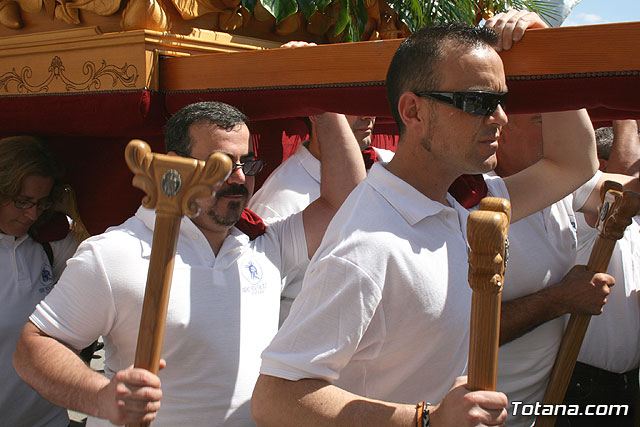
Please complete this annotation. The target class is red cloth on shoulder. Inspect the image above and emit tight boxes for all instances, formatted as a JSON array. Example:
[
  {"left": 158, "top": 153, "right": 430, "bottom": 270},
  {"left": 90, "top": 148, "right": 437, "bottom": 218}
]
[
  {"left": 235, "top": 208, "right": 266, "bottom": 240},
  {"left": 31, "top": 211, "right": 70, "bottom": 243},
  {"left": 361, "top": 146, "right": 378, "bottom": 170},
  {"left": 448, "top": 174, "right": 488, "bottom": 209}
]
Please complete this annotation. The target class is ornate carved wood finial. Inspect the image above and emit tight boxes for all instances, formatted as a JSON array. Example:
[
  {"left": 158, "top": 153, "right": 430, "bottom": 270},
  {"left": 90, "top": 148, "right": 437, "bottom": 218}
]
[
  {"left": 124, "top": 139, "right": 232, "bottom": 218},
  {"left": 467, "top": 196, "right": 511, "bottom": 392},
  {"left": 468, "top": 197, "right": 511, "bottom": 294}
]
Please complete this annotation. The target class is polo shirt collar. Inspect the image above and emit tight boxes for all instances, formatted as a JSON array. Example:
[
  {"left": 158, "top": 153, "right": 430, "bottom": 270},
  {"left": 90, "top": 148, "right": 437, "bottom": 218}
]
[
  {"left": 135, "top": 206, "right": 250, "bottom": 264},
  {"left": 0, "top": 231, "right": 28, "bottom": 248},
  {"left": 296, "top": 141, "right": 321, "bottom": 184},
  {"left": 366, "top": 163, "right": 468, "bottom": 230},
  {"left": 135, "top": 206, "right": 203, "bottom": 236}
]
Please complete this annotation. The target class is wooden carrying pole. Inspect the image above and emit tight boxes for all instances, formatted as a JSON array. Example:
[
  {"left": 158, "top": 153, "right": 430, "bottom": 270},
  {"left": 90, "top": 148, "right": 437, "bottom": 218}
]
[
  {"left": 537, "top": 181, "right": 640, "bottom": 427},
  {"left": 467, "top": 197, "right": 511, "bottom": 391},
  {"left": 124, "top": 140, "right": 232, "bottom": 427}
]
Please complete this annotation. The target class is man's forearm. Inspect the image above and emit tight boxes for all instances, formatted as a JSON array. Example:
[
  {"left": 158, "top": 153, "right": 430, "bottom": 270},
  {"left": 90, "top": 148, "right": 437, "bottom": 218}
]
[
  {"left": 538, "top": 110, "right": 598, "bottom": 202},
  {"left": 303, "top": 113, "right": 367, "bottom": 256},
  {"left": 581, "top": 172, "right": 640, "bottom": 215},
  {"left": 504, "top": 110, "right": 598, "bottom": 222},
  {"left": 13, "top": 322, "right": 109, "bottom": 418},
  {"left": 500, "top": 287, "right": 565, "bottom": 345},
  {"left": 251, "top": 375, "right": 415, "bottom": 427},
  {"left": 500, "top": 265, "right": 613, "bottom": 344},
  {"left": 609, "top": 120, "right": 640, "bottom": 177},
  {"left": 317, "top": 113, "right": 367, "bottom": 209}
]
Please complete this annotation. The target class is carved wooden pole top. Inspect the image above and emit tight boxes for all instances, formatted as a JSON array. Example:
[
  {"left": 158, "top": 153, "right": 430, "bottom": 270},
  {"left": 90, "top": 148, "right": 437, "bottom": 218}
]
[
  {"left": 467, "top": 197, "right": 511, "bottom": 294},
  {"left": 124, "top": 139, "right": 233, "bottom": 218},
  {"left": 596, "top": 180, "right": 640, "bottom": 241}
]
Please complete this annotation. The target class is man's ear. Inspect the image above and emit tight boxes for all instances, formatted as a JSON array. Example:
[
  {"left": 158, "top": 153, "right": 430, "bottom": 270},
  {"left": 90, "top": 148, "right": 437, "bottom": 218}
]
[{"left": 397, "top": 92, "right": 425, "bottom": 134}]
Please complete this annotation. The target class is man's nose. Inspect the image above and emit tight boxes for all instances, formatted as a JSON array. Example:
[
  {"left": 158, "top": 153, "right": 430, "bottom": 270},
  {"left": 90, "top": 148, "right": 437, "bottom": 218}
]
[
  {"left": 227, "top": 164, "right": 246, "bottom": 185},
  {"left": 23, "top": 205, "right": 39, "bottom": 221}
]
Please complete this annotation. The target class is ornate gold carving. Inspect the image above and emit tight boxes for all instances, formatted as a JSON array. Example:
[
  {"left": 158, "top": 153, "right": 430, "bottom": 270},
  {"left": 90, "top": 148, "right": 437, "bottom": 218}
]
[
  {"left": 275, "top": 11, "right": 301, "bottom": 36},
  {"left": 0, "top": 0, "right": 22, "bottom": 29},
  {"left": 69, "top": 0, "right": 121, "bottom": 16},
  {"left": 0, "top": 55, "right": 139, "bottom": 93},
  {"left": 171, "top": 0, "right": 222, "bottom": 20},
  {"left": 8, "top": 0, "right": 120, "bottom": 28},
  {"left": 54, "top": 0, "right": 80, "bottom": 24},
  {"left": 121, "top": 0, "right": 170, "bottom": 31}
]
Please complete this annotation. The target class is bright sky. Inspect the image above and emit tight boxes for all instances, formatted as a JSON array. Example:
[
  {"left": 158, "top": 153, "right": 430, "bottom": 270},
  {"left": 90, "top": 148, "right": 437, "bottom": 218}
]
[{"left": 563, "top": 0, "right": 640, "bottom": 26}]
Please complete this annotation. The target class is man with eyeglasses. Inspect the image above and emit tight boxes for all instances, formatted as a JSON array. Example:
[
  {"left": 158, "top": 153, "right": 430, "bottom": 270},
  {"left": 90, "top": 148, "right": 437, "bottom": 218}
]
[
  {"left": 251, "top": 11, "right": 605, "bottom": 427},
  {"left": 14, "top": 101, "right": 366, "bottom": 426},
  {"left": 0, "top": 135, "right": 78, "bottom": 427}
]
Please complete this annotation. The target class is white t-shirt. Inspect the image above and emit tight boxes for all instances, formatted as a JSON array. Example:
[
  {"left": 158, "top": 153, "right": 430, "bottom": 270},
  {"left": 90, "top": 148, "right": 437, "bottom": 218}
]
[
  {"left": 1, "top": 231, "right": 77, "bottom": 427},
  {"left": 260, "top": 163, "right": 508, "bottom": 405},
  {"left": 249, "top": 142, "right": 395, "bottom": 324},
  {"left": 576, "top": 214, "right": 640, "bottom": 373},
  {"left": 31, "top": 206, "right": 308, "bottom": 427},
  {"left": 491, "top": 171, "right": 600, "bottom": 427}
]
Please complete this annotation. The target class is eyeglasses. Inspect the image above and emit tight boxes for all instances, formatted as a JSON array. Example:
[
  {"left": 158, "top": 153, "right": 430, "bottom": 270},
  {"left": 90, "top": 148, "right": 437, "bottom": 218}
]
[
  {"left": 13, "top": 198, "right": 53, "bottom": 211},
  {"left": 414, "top": 90, "right": 508, "bottom": 116},
  {"left": 177, "top": 152, "right": 266, "bottom": 176}
]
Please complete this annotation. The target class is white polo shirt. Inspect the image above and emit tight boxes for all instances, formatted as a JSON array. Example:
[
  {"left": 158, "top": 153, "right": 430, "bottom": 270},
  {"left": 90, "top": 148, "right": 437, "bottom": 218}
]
[
  {"left": 249, "top": 142, "right": 395, "bottom": 324},
  {"left": 492, "top": 171, "right": 600, "bottom": 427},
  {"left": 260, "top": 163, "right": 508, "bottom": 405},
  {"left": 31, "top": 206, "right": 308, "bottom": 427},
  {"left": 1, "top": 231, "right": 76, "bottom": 427},
  {"left": 576, "top": 213, "right": 640, "bottom": 373}
]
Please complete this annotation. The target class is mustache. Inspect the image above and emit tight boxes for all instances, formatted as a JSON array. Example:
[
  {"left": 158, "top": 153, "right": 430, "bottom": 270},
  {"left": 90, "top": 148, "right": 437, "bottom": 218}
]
[{"left": 216, "top": 184, "right": 249, "bottom": 198}]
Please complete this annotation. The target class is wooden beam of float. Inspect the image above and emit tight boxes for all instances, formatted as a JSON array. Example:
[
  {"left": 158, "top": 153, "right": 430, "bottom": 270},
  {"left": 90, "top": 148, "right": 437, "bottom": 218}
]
[
  {"left": 124, "top": 140, "right": 232, "bottom": 427},
  {"left": 466, "top": 197, "right": 511, "bottom": 391},
  {"left": 160, "top": 22, "right": 640, "bottom": 92},
  {"left": 536, "top": 182, "right": 640, "bottom": 427}
]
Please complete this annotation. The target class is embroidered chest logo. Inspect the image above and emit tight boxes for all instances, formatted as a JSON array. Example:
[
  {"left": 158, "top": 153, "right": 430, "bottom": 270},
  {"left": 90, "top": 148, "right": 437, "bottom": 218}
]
[
  {"left": 244, "top": 260, "right": 262, "bottom": 283},
  {"left": 241, "top": 259, "right": 265, "bottom": 295},
  {"left": 38, "top": 262, "right": 54, "bottom": 294}
]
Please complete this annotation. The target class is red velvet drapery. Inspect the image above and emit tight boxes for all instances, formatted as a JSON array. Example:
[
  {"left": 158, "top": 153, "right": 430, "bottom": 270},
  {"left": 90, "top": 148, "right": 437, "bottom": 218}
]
[{"left": 1, "top": 70, "right": 638, "bottom": 234}]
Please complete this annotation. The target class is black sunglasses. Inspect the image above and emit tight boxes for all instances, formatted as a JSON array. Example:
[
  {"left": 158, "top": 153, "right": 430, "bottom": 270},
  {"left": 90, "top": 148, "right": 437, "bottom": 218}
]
[
  {"left": 177, "top": 151, "right": 266, "bottom": 176},
  {"left": 414, "top": 90, "right": 508, "bottom": 116}
]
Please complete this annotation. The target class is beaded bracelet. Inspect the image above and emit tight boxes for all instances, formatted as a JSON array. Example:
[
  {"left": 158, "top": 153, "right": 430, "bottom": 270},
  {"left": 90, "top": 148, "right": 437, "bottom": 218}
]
[{"left": 415, "top": 401, "right": 430, "bottom": 427}]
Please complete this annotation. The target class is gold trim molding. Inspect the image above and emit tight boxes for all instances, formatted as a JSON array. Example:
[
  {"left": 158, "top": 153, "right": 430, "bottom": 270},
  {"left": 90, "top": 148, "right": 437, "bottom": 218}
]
[
  {"left": 0, "top": 55, "right": 139, "bottom": 93},
  {"left": 0, "top": 26, "right": 278, "bottom": 95}
]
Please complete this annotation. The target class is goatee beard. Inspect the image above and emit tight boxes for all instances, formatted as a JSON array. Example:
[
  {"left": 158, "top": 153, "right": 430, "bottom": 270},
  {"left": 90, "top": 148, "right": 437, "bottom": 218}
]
[{"left": 207, "top": 199, "right": 245, "bottom": 226}]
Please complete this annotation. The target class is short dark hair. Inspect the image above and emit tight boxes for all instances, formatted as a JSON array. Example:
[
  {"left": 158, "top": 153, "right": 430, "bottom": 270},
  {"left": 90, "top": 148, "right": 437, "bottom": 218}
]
[
  {"left": 386, "top": 22, "right": 499, "bottom": 135},
  {"left": 165, "top": 101, "right": 249, "bottom": 155},
  {"left": 0, "top": 135, "right": 64, "bottom": 203},
  {"left": 594, "top": 126, "right": 613, "bottom": 160}
]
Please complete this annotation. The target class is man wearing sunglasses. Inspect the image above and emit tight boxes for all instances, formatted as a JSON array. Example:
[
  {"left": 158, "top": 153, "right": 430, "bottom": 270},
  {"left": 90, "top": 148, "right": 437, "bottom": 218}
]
[
  {"left": 14, "top": 101, "right": 366, "bottom": 426},
  {"left": 252, "top": 10, "right": 603, "bottom": 427},
  {"left": 0, "top": 135, "right": 79, "bottom": 427}
]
